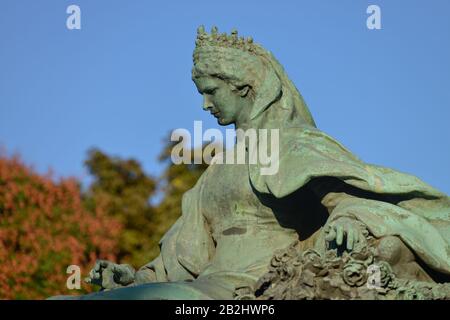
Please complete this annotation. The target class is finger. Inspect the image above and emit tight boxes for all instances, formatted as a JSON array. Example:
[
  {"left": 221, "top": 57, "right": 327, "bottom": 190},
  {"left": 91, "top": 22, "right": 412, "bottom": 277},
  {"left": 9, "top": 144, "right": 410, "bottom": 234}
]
[
  {"left": 94, "top": 260, "right": 105, "bottom": 272},
  {"left": 353, "top": 229, "right": 360, "bottom": 246},
  {"left": 89, "top": 268, "right": 97, "bottom": 279},
  {"left": 111, "top": 264, "right": 120, "bottom": 276},
  {"left": 347, "top": 228, "right": 354, "bottom": 250},
  {"left": 336, "top": 225, "right": 344, "bottom": 246},
  {"left": 93, "top": 270, "right": 101, "bottom": 280},
  {"left": 325, "top": 227, "right": 336, "bottom": 242},
  {"left": 102, "top": 267, "right": 118, "bottom": 290}
]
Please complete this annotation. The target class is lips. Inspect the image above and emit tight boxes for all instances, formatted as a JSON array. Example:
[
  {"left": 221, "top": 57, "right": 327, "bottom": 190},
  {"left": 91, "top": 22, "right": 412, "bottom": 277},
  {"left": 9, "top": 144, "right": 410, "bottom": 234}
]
[{"left": 211, "top": 110, "right": 220, "bottom": 117}]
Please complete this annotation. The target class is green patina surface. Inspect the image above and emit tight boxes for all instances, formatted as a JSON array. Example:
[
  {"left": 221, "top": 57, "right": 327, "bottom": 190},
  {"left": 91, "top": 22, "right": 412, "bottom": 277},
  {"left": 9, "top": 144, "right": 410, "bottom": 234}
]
[{"left": 51, "top": 26, "right": 450, "bottom": 300}]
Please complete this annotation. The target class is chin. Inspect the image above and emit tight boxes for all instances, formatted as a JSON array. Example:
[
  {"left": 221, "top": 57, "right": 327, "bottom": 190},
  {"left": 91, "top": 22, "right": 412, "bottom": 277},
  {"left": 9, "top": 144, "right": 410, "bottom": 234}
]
[{"left": 217, "top": 118, "right": 231, "bottom": 126}]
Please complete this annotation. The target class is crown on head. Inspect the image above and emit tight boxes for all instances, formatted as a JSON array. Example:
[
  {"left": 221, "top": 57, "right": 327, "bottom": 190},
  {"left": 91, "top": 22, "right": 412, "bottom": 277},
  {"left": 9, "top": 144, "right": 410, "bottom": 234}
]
[{"left": 195, "top": 25, "right": 261, "bottom": 54}]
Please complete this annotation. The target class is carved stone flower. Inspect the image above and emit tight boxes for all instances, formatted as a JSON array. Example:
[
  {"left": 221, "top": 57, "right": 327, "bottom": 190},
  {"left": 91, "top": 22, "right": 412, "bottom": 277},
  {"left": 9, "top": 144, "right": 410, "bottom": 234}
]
[
  {"left": 278, "top": 264, "right": 296, "bottom": 281},
  {"left": 302, "top": 249, "right": 323, "bottom": 273},
  {"left": 292, "top": 255, "right": 303, "bottom": 266},
  {"left": 342, "top": 260, "right": 367, "bottom": 287},
  {"left": 270, "top": 250, "right": 285, "bottom": 268},
  {"left": 378, "top": 261, "right": 395, "bottom": 288},
  {"left": 349, "top": 245, "right": 372, "bottom": 263},
  {"left": 324, "top": 249, "right": 343, "bottom": 269}
]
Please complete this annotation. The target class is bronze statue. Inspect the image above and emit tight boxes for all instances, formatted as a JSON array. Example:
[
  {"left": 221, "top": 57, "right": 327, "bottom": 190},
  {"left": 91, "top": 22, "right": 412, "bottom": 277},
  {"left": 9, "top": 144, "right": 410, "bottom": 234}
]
[{"left": 52, "top": 26, "right": 450, "bottom": 300}]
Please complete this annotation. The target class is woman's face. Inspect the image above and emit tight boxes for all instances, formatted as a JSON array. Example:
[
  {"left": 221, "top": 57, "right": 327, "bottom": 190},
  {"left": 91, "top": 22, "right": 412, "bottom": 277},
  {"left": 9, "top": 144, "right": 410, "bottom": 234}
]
[{"left": 193, "top": 76, "right": 251, "bottom": 126}]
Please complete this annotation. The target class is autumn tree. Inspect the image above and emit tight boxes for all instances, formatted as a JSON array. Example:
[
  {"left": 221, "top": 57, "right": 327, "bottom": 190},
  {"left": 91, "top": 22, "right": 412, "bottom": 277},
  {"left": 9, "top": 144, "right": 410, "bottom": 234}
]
[
  {"left": 0, "top": 154, "right": 122, "bottom": 299},
  {"left": 0, "top": 137, "right": 211, "bottom": 299}
]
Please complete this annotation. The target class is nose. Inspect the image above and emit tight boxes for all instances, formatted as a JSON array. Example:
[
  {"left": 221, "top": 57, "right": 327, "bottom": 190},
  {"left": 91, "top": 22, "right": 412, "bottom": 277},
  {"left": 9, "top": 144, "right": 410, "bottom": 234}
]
[{"left": 202, "top": 94, "right": 213, "bottom": 111}]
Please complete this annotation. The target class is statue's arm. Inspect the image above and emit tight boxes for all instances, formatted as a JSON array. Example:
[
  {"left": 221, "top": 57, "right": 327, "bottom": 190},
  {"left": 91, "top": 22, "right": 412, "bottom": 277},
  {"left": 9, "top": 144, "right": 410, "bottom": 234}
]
[{"left": 87, "top": 175, "right": 211, "bottom": 289}]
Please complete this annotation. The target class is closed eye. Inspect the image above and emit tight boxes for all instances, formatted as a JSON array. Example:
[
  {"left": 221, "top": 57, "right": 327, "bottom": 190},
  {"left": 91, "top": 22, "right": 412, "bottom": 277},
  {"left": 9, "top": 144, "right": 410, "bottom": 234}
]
[{"left": 203, "top": 87, "right": 217, "bottom": 95}]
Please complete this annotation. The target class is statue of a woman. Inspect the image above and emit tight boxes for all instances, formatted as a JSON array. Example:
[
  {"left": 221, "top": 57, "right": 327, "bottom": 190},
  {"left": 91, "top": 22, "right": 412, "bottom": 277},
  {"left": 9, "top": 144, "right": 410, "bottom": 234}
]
[{"left": 53, "top": 26, "right": 450, "bottom": 300}]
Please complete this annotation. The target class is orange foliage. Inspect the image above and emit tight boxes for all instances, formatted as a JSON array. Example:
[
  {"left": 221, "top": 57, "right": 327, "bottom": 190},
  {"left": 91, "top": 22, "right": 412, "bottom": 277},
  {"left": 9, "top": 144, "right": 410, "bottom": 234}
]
[{"left": 0, "top": 154, "right": 123, "bottom": 299}]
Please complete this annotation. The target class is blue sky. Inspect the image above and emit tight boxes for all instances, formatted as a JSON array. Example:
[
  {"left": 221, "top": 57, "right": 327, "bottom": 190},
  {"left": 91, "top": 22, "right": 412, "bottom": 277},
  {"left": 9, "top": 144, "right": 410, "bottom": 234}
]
[{"left": 0, "top": 0, "right": 449, "bottom": 194}]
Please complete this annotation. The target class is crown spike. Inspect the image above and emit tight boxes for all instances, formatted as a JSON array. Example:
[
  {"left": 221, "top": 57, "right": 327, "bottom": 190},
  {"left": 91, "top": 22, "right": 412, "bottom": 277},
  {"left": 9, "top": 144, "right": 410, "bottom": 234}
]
[{"left": 194, "top": 26, "right": 261, "bottom": 57}]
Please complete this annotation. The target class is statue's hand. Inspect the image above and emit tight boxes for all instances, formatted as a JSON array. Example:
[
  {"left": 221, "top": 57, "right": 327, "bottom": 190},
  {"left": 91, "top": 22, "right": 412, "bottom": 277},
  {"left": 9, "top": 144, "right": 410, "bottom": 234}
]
[
  {"left": 325, "top": 217, "right": 368, "bottom": 252},
  {"left": 85, "top": 260, "right": 136, "bottom": 290}
]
